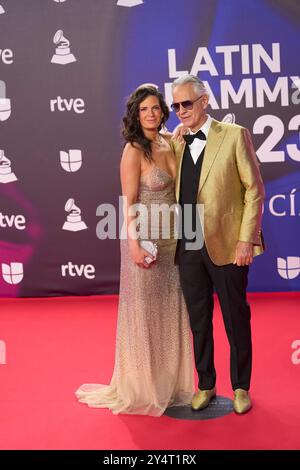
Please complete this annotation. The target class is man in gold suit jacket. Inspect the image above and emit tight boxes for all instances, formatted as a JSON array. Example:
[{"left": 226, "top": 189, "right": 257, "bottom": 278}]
[{"left": 171, "top": 74, "right": 265, "bottom": 414}]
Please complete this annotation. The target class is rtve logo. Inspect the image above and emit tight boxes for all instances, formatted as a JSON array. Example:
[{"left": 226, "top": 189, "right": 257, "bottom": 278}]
[
  {"left": 61, "top": 262, "right": 95, "bottom": 279},
  {"left": 60, "top": 150, "right": 82, "bottom": 172},
  {"left": 50, "top": 96, "right": 85, "bottom": 114},
  {"left": 0, "top": 48, "right": 13, "bottom": 64},
  {"left": 277, "top": 257, "right": 300, "bottom": 279},
  {"left": 0, "top": 212, "right": 26, "bottom": 230},
  {"left": 1, "top": 263, "right": 24, "bottom": 284}
]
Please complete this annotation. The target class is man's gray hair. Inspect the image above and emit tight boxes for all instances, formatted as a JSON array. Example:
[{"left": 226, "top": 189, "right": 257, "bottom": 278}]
[{"left": 172, "top": 74, "right": 209, "bottom": 96}]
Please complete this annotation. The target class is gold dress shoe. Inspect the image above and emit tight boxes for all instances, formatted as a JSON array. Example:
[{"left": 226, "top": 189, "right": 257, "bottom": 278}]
[
  {"left": 191, "top": 387, "right": 216, "bottom": 411},
  {"left": 233, "top": 389, "right": 252, "bottom": 414}
]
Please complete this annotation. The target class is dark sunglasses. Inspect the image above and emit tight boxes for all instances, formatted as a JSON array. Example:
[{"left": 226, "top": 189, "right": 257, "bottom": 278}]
[{"left": 171, "top": 95, "right": 203, "bottom": 113}]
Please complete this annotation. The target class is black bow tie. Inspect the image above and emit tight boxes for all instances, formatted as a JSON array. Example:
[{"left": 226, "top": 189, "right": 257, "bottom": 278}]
[{"left": 183, "top": 129, "right": 206, "bottom": 145}]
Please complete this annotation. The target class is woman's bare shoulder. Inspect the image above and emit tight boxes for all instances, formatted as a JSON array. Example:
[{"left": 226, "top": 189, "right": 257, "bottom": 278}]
[{"left": 122, "top": 142, "right": 143, "bottom": 161}]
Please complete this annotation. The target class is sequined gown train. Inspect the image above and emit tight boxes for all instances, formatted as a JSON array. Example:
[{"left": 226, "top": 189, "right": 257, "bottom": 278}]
[{"left": 75, "top": 165, "right": 194, "bottom": 416}]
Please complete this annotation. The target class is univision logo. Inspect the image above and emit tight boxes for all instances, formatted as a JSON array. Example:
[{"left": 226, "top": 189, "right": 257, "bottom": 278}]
[
  {"left": 277, "top": 257, "right": 300, "bottom": 280},
  {"left": 1, "top": 263, "right": 24, "bottom": 284},
  {"left": 0, "top": 80, "right": 11, "bottom": 121},
  {"left": 60, "top": 150, "right": 82, "bottom": 172}
]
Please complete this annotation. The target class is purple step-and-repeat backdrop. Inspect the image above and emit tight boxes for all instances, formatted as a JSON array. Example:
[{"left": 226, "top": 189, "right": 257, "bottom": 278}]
[{"left": 0, "top": 0, "right": 299, "bottom": 297}]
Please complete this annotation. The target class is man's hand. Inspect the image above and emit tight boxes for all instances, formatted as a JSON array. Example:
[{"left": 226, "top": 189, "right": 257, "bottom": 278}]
[
  {"left": 233, "top": 241, "right": 254, "bottom": 266},
  {"left": 172, "top": 123, "right": 188, "bottom": 143}
]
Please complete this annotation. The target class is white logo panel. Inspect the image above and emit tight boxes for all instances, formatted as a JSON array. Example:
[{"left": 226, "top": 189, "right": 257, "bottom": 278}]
[
  {"left": 277, "top": 257, "right": 300, "bottom": 279},
  {"left": 0, "top": 80, "right": 11, "bottom": 121},
  {"left": 51, "top": 30, "right": 76, "bottom": 65},
  {"left": 50, "top": 96, "right": 85, "bottom": 113},
  {"left": 0, "top": 212, "right": 26, "bottom": 230},
  {"left": 62, "top": 198, "right": 87, "bottom": 231},
  {"left": 60, "top": 150, "right": 82, "bottom": 172},
  {"left": 117, "top": 0, "right": 143, "bottom": 6},
  {"left": 2, "top": 263, "right": 24, "bottom": 285},
  {"left": 0, "top": 48, "right": 13, "bottom": 64},
  {"left": 61, "top": 262, "right": 95, "bottom": 279},
  {"left": 0, "top": 150, "right": 18, "bottom": 183}
]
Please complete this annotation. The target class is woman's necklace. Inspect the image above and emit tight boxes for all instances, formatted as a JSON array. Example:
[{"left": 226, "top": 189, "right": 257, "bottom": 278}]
[{"left": 152, "top": 134, "right": 163, "bottom": 146}]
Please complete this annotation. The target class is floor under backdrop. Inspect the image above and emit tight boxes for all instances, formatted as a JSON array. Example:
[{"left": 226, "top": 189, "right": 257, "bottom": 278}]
[{"left": 0, "top": 292, "right": 299, "bottom": 450}]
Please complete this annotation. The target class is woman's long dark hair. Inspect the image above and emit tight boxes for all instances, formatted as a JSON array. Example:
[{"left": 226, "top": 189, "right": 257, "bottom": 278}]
[{"left": 122, "top": 85, "right": 170, "bottom": 162}]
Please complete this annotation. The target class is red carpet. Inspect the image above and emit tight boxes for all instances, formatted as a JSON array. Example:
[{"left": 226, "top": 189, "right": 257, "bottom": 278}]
[{"left": 0, "top": 293, "right": 299, "bottom": 450}]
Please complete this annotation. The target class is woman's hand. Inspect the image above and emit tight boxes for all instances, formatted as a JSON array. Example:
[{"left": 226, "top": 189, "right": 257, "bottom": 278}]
[{"left": 129, "top": 243, "right": 155, "bottom": 269}]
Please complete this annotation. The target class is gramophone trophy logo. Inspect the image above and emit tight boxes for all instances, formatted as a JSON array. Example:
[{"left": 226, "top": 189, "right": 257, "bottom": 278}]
[
  {"left": 51, "top": 30, "right": 76, "bottom": 65},
  {"left": 0, "top": 80, "right": 11, "bottom": 121},
  {"left": 0, "top": 150, "right": 17, "bottom": 183},
  {"left": 62, "top": 198, "right": 87, "bottom": 231}
]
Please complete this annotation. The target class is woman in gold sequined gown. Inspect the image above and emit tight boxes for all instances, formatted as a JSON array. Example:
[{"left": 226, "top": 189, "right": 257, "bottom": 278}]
[{"left": 75, "top": 85, "right": 194, "bottom": 416}]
